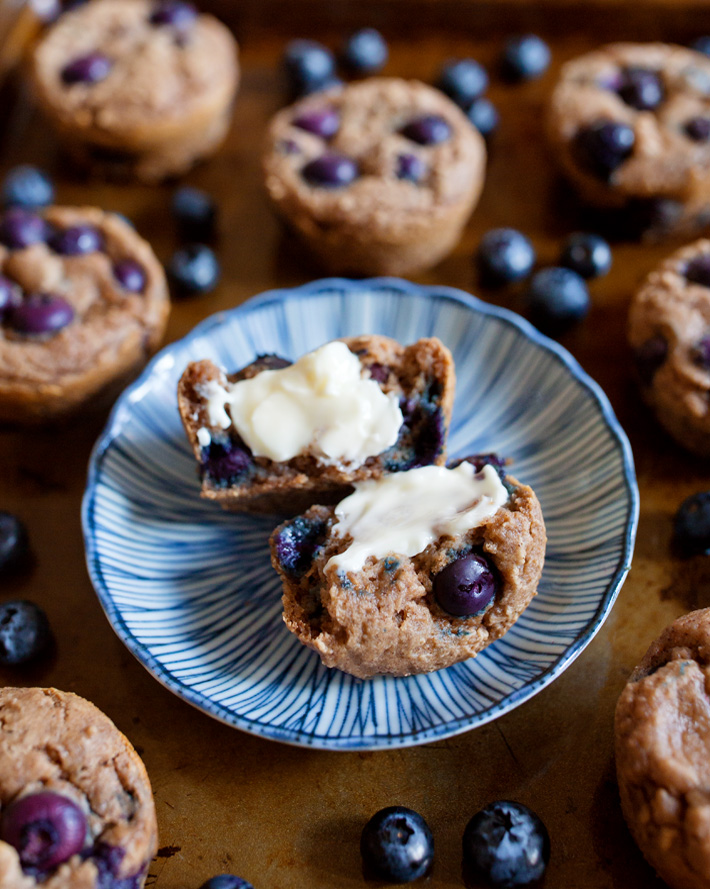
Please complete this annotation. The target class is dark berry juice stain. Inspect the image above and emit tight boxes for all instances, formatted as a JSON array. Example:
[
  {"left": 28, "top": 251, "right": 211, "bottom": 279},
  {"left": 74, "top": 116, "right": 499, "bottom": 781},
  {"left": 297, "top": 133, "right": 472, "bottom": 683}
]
[{"left": 156, "top": 845, "right": 181, "bottom": 858}]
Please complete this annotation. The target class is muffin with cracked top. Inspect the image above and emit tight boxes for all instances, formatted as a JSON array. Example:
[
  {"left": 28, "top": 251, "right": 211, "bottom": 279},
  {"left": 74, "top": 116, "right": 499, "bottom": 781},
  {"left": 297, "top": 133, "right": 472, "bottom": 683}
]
[
  {"left": 0, "top": 686, "right": 157, "bottom": 889},
  {"left": 263, "top": 77, "right": 486, "bottom": 275}
]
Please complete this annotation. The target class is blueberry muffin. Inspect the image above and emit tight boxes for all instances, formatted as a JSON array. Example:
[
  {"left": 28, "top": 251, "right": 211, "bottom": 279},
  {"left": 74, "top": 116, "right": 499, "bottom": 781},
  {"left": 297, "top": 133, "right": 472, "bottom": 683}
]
[
  {"left": 628, "top": 239, "right": 710, "bottom": 455},
  {"left": 548, "top": 43, "right": 710, "bottom": 239},
  {"left": 0, "top": 686, "right": 157, "bottom": 889},
  {"left": 0, "top": 205, "right": 169, "bottom": 423},
  {"left": 30, "top": 0, "right": 239, "bottom": 182},
  {"left": 615, "top": 608, "right": 710, "bottom": 889},
  {"left": 270, "top": 456, "right": 546, "bottom": 678},
  {"left": 263, "top": 77, "right": 486, "bottom": 276},
  {"left": 178, "top": 334, "right": 455, "bottom": 514}
]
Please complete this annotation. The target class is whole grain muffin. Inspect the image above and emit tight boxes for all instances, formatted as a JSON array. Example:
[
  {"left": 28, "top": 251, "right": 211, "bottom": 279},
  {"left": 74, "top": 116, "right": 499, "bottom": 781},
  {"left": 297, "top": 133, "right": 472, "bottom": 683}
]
[
  {"left": 263, "top": 77, "right": 486, "bottom": 276},
  {"left": 270, "top": 457, "right": 546, "bottom": 678},
  {"left": 178, "top": 334, "right": 456, "bottom": 514},
  {"left": 628, "top": 238, "right": 710, "bottom": 455},
  {"left": 548, "top": 43, "right": 710, "bottom": 240},
  {"left": 615, "top": 608, "right": 710, "bottom": 889},
  {"left": 30, "top": 0, "right": 239, "bottom": 182},
  {"left": 0, "top": 205, "right": 169, "bottom": 423},
  {"left": 0, "top": 686, "right": 157, "bottom": 889}
]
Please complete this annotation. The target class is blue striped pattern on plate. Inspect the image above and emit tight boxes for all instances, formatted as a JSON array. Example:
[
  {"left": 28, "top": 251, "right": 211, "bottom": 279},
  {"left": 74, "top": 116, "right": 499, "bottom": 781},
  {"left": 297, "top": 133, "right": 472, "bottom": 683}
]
[{"left": 82, "top": 278, "right": 638, "bottom": 751}]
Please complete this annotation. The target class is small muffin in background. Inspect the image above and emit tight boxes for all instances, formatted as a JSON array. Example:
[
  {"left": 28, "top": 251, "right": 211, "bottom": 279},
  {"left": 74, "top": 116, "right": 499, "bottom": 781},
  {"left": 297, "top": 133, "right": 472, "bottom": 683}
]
[
  {"left": 263, "top": 77, "right": 486, "bottom": 276},
  {"left": 548, "top": 43, "right": 710, "bottom": 241},
  {"left": 29, "top": 0, "right": 239, "bottom": 182},
  {"left": 0, "top": 686, "right": 157, "bottom": 889},
  {"left": 628, "top": 238, "right": 710, "bottom": 456},
  {"left": 0, "top": 204, "right": 169, "bottom": 423}
]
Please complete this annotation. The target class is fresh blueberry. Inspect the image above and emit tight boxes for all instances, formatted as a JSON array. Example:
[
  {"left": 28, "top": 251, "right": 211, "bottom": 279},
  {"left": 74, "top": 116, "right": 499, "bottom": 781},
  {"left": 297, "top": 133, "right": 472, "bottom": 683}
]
[
  {"left": 1, "top": 792, "right": 86, "bottom": 870},
  {"left": 299, "top": 75, "right": 343, "bottom": 97},
  {"left": 0, "top": 513, "right": 30, "bottom": 574},
  {"left": 0, "top": 601, "right": 52, "bottom": 666},
  {"left": 396, "top": 153, "right": 426, "bottom": 183},
  {"left": 1, "top": 166, "right": 54, "bottom": 210},
  {"left": 292, "top": 107, "right": 340, "bottom": 139},
  {"left": 8, "top": 294, "right": 74, "bottom": 335},
  {"left": 367, "top": 362, "right": 391, "bottom": 383},
  {"left": 674, "top": 491, "right": 710, "bottom": 555},
  {"left": 198, "top": 877, "right": 254, "bottom": 889},
  {"left": 574, "top": 120, "right": 635, "bottom": 178},
  {"left": 202, "top": 440, "right": 251, "bottom": 484},
  {"left": 693, "top": 336, "right": 710, "bottom": 369},
  {"left": 693, "top": 36, "right": 710, "bottom": 57},
  {"left": 559, "top": 233, "right": 612, "bottom": 279},
  {"left": 463, "top": 800, "right": 550, "bottom": 888},
  {"left": 50, "top": 224, "right": 103, "bottom": 256},
  {"left": 171, "top": 187, "right": 217, "bottom": 240},
  {"left": 433, "top": 552, "right": 498, "bottom": 617},
  {"left": 282, "top": 39, "right": 336, "bottom": 98},
  {"left": 617, "top": 67, "right": 664, "bottom": 111},
  {"left": 302, "top": 153, "right": 359, "bottom": 187},
  {"left": 360, "top": 806, "right": 434, "bottom": 883},
  {"left": 685, "top": 117, "right": 710, "bottom": 141},
  {"left": 113, "top": 259, "right": 147, "bottom": 293},
  {"left": 437, "top": 58, "right": 488, "bottom": 106},
  {"left": 400, "top": 114, "right": 452, "bottom": 145},
  {"left": 0, "top": 276, "right": 21, "bottom": 319},
  {"left": 168, "top": 244, "right": 220, "bottom": 296},
  {"left": 526, "top": 267, "right": 590, "bottom": 334},
  {"left": 476, "top": 228, "right": 536, "bottom": 286},
  {"left": 686, "top": 254, "right": 710, "bottom": 287},
  {"left": 274, "top": 516, "right": 326, "bottom": 578},
  {"left": 61, "top": 52, "right": 112, "bottom": 85},
  {"left": 149, "top": 0, "right": 197, "bottom": 28},
  {"left": 461, "top": 453, "right": 507, "bottom": 480},
  {"left": 633, "top": 335, "right": 667, "bottom": 386},
  {"left": 340, "top": 28, "right": 388, "bottom": 74},
  {"left": 500, "top": 34, "right": 550, "bottom": 82},
  {"left": 467, "top": 97, "right": 499, "bottom": 139},
  {"left": 249, "top": 354, "right": 292, "bottom": 372},
  {"left": 0, "top": 209, "right": 49, "bottom": 249}
]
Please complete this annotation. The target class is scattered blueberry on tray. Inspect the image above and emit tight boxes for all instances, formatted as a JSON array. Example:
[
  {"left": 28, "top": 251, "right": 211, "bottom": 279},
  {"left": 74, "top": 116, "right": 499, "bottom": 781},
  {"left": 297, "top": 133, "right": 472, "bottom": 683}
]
[
  {"left": 1, "top": 165, "right": 54, "bottom": 210},
  {"left": 172, "top": 186, "right": 217, "bottom": 241},
  {"left": 560, "top": 233, "right": 612, "bottom": 279},
  {"left": 0, "top": 512, "right": 30, "bottom": 574},
  {"left": 361, "top": 806, "right": 434, "bottom": 882},
  {"left": 437, "top": 58, "right": 488, "bottom": 106},
  {"left": 199, "top": 876, "right": 255, "bottom": 889},
  {"left": 674, "top": 492, "right": 710, "bottom": 556},
  {"left": 500, "top": 34, "right": 551, "bottom": 82},
  {"left": 0, "top": 600, "right": 53, "bottom": 667},
  {"left": 476, "top": 228, "right": 536, "bottom": 286},
  {"left": 526, "top": 267, "right": 590, "bottom": 335},
  {"left": 340, "top": 28, "right": 388, "bottom": 74},
  {"left": 283, "top": 39, "right": 337, "bottom": 97},
  {"left": 168, "top": 244, "right": 221, "bottom": 296},
  {"left": 467, "top": 96, "right": 499, "bottom": 139}
]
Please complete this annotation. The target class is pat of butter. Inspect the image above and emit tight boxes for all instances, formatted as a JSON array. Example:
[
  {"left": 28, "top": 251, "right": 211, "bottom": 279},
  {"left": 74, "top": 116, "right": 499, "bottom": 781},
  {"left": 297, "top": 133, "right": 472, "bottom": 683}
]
[
  {"left": 199, "top": 342, "right": 403, "bottom": 467},
  {"left": 327, "top": 462, "right": 508, "bottom": 574}
]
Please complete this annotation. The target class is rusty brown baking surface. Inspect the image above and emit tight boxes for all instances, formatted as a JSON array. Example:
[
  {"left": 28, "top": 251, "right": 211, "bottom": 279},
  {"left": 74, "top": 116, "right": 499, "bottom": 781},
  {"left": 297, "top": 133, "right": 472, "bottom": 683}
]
[{"left": 0, "top": 5, "right": 706, "bottom": 887}]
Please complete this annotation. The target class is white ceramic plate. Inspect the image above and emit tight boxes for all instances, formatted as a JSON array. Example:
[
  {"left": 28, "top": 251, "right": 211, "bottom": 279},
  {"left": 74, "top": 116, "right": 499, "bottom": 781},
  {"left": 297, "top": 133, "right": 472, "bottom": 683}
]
[{"left": 82, "top": 278, "right": 638, "bottom": 750}]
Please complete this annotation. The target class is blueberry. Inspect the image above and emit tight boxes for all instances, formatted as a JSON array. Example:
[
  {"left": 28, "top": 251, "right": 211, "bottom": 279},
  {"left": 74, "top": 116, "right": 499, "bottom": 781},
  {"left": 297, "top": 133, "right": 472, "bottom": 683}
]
[
  {"left": 0, "top": 210, "right": 49, "bottom": 249},
  {"left": 0, "top": 513, "right": 30, "bottom": 574},
  {"left": 50, "top": 224, "right": 103, "bottom": 256},
  {"left": 574, "top": 121, "right": 635, "bottom": 178},
  {"left": 433, "top": 552, "right": 498, "bottom": 617},
  {"left": 467, "top": 97, "right": 499, "bottom": 139},
  {"left": 633, "top": 335, "right": 668, "bottom": 386},
  {"left": 500, "top": 35, "right": 550, "bottom": 82},
  {"left": 396, "top": 153, "right": 426, "bottom": 183},
  {"left": 250, "top": 354, "right": 292, "bottom": 372},
  {"left": 149, "top": 0, "right": 197, "bottom": 28},
  {"left": 674, "top": 491, "right": 710, "bottom": 555},
  {"left": 0, "top": 601, "right": 52, "bottom": 666},
  {"left": 168, "top": 244, "right": 220, "bottom": 296},
  {"left": 202, "top": 440, "right": 251, "bottom": 484},
  {"left": 8, "top": 294, "right": 74, "bottom": 335},
  {"left": 274, "top": 516, "right": 326, "bottom": 578},
  {"left": 526, "top": 267, "right": 590, "bottom": 334},
  {"left": 360, "top": 806, "right": 434, "bottom": 883},
  {"left": 685, "top": 117, "right": 710, "bottom": 141},
  {"left": 1, "top": 166, "right": 54, "bottom": 210},
  {"left": 476, "top": 228, "right": 536, "bottom": 286},
  {"left": 299, "top": 75, "right": 343, "bottom": 97},
  {"left": 0, "top": 276, "right": 21, "bottom": 319},
  {"left": 1, "top": 792, "right": 86, "bottom": 871},
  {"left": 462, "top": 453, "right": 507, "bottom": 480},
  {"left": 367, "top": 362, "right": 391, "bottom": 383},
  {"left": 693, "top": 36, "right": 710, "bottom": 57},
  {"left": 292, "top": 107, "right": 340, "bottom": 139},
  {"left": 463, "top": 800, "right": 550, "bottom": 888},
  {"left": 437, "top": 58, "right": 488, "bottom": 106},
  {"left": 171, "top": 187, "right": 217, "bottom": 240},
  {"left": 302, "top": 153, "right": 359, "bottom": 188},
  {"left": 282, "top": 39, "right": 336, "bottom": 98},
  {"left": 198, "top": 877, "right": 254, "bottom": 889},
  {"left": 559, "top": 233, "right": 612, "bottom": 279},
  {"left": 400, "top": 114, "right": 452, "bottom": 146},
  {"left": 617, "top": 67, "right": 664, "bottom": 111},
  {"left": 61, "top": 52, "right": 112, "bottom": 85},
  {"left": 693, "top": 336, "right": 710, "bottom": 369},
  {"left": 113, "top": 259, "right": 146, "bottom": 293},
  {"left": 686, "top": 254, "right": 710, "bottom": 287},
  {"left": 340, "top": 28, "right": 388, "bottom": 74}
]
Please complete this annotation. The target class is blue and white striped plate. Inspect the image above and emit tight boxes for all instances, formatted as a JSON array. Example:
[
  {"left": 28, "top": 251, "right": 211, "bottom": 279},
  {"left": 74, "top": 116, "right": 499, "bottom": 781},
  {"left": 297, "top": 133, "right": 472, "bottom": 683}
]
[{"left": 82, "top": 278, "right": 638, "bottom": 750}]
